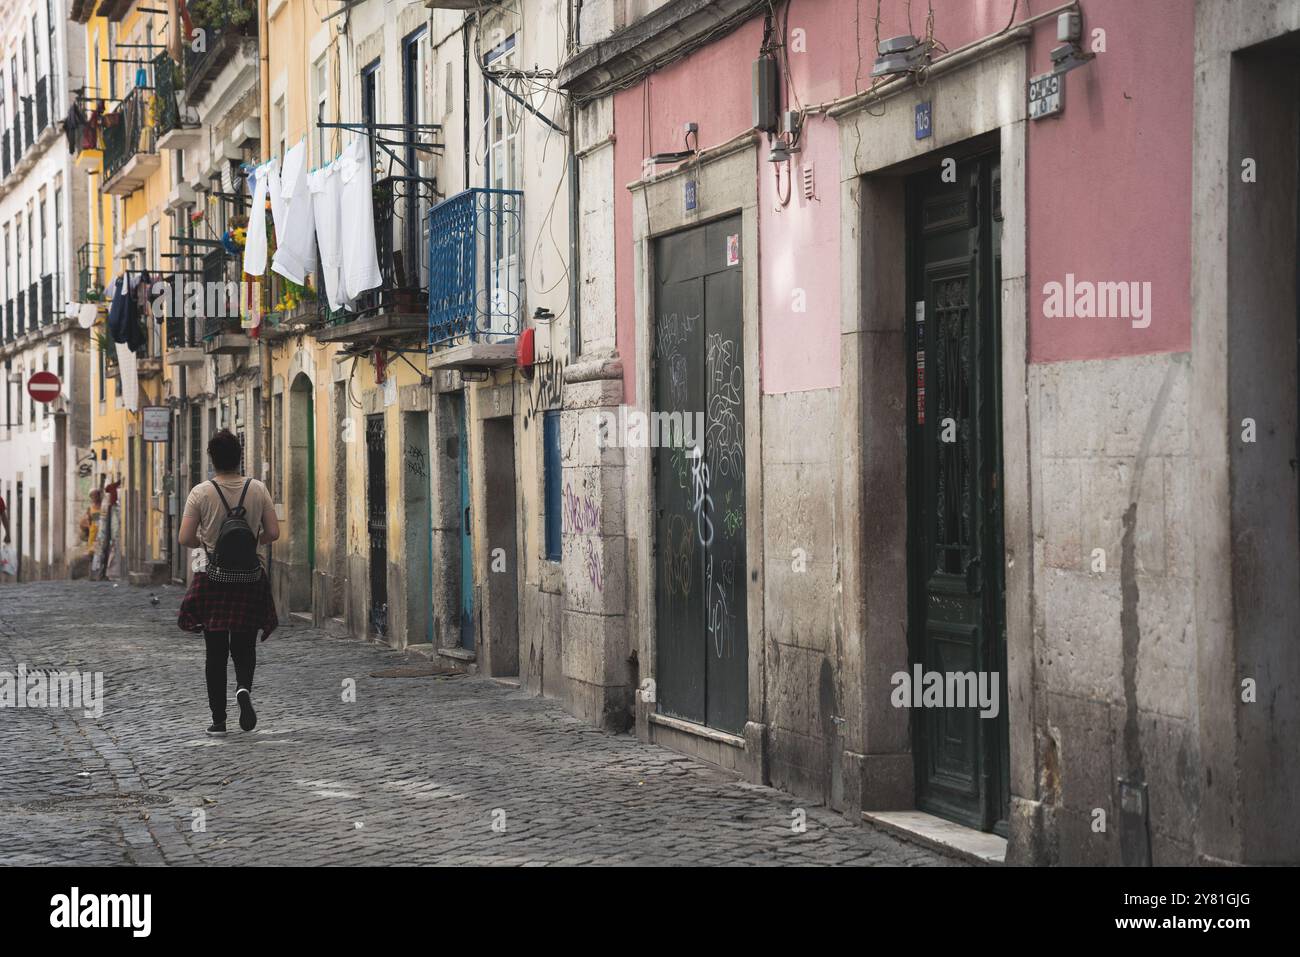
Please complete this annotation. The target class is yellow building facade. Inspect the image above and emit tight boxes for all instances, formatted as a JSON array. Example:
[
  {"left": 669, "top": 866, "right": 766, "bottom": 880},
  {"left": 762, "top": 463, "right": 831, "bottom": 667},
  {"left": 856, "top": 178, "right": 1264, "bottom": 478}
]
[
  {"left": 71, "top": 0, "right": 587, "bottom": 719},
  {"left": 77, "top": 3, "right": 176, "bottom": 583}
]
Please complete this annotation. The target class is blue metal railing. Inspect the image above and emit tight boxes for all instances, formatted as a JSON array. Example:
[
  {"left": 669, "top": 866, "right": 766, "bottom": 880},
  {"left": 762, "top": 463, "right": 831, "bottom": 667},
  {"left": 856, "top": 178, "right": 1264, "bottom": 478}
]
[{"left": 427, "top": 187, "right": 523, "bottom": 347}]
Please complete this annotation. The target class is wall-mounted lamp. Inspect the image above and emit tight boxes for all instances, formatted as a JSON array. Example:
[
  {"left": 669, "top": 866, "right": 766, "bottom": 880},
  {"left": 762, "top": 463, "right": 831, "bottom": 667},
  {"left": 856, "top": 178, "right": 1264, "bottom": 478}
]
[
  {"left": 1050, "top": 11, "right": 1094, "bottom": 76},
  {"left": 871, "top": 35, "right": 930, "bottom": 79},
  {"left": 648, "top": 149, "right": 695, "bottom": 166}
]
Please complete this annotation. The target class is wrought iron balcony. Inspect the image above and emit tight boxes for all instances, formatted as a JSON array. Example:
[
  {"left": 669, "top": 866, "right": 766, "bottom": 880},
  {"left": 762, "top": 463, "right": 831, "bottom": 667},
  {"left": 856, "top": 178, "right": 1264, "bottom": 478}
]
[
  {"left": 164, "top": 287, "right": 210, "bottom": 364},
  {"left": 184, "top": 0, "right": 258, "bottom": 102},
  {"left": 200, "top": 247, "right": 249, "bottom": 354},
  {"left": 153, "top": 54, "right": 182, "bottom": 139},
  {"left": 77, "top": 242, "right": 104, "bottom": 301},
  {"left": 102, "top": 86, "right": 160, "bottom": 194},
  {"left": 427, "top": 187, "right": 524, "bottom": 347},
  {"left": 312, "top": 174, "right": 437, "bottom": 344}
]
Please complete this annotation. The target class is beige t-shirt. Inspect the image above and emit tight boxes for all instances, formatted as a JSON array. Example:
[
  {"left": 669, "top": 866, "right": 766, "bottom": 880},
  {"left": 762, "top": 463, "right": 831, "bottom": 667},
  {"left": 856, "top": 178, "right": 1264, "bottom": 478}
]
[{"left": 185, "top": 476, "right": 274, "bottom": 554}]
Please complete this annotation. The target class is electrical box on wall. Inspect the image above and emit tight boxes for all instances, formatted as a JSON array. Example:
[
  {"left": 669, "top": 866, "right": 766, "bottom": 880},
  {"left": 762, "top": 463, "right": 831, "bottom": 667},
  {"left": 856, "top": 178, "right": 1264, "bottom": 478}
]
[{"left": 752, "top": 53, "right": 779, "bottom": 133}]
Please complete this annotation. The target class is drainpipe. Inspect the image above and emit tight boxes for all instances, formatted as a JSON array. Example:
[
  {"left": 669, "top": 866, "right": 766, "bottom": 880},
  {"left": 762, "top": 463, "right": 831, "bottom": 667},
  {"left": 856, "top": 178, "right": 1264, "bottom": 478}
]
[
  {"left": 462, "top": 18, "right": 471, "bottom": 191},
  {"left": 566, "top": 1, "right": 581, "bottom": 356},
  {"left": 258, "top": 0, "right": 272, "bottom": 564}
]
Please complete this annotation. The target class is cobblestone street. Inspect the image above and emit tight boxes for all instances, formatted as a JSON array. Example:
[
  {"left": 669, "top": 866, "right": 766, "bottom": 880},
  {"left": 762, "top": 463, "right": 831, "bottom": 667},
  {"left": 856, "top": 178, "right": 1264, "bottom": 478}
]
[{"left": 0, "top": 581, "right": 951, "bottom": 867}]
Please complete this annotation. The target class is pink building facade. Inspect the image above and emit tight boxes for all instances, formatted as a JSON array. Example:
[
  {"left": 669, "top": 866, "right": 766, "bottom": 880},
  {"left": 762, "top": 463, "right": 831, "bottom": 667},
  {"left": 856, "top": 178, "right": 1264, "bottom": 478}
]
[{"left": 558, "top": 0, "right": 1299, "bottom": 865}]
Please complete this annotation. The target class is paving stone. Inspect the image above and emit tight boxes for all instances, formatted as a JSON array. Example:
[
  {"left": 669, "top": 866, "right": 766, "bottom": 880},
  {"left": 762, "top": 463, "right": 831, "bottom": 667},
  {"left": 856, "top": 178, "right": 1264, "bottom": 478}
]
[{"left": 0, "top": 581, "right": 957, "bottom": 866}]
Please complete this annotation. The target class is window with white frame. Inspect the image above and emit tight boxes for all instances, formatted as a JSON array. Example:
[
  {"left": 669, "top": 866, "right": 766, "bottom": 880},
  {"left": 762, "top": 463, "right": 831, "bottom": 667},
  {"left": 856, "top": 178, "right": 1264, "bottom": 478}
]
[
  {"left": 275, "top": 95, "right": 285, "bottom": 162},
  {"left": 483, "top": 31, "right": 520, "bottom": 337},
  {"left": 313, "top": 54, "right": 328, "bottom": 164}
]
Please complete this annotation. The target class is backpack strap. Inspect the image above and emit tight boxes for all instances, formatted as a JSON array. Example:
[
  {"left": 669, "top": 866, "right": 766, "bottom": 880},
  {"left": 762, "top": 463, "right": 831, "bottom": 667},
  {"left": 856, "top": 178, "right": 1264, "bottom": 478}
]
[
  {"left": 210, "top": 479, "right": 233, "bottom": 515},
  {"left": 235, "top": 479, "right": 252, "bottom": 511}
]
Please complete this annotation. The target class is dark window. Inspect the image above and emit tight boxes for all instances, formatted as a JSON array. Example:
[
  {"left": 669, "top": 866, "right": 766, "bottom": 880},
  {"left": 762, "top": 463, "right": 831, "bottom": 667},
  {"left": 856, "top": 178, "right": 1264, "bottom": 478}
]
[
  {"left": 543, "top": 410, "right": 561, "bottom": 561},
  {"left": 360, "top": 59, "right": 380, "bottom": 168},
  {"left": 189, "top": 404, "right": 201, "bottom": 488}
]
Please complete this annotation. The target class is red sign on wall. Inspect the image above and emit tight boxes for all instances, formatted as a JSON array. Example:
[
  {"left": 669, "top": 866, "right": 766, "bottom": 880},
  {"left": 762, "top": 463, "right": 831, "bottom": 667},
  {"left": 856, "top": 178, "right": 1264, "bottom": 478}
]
[{"left": 27, "top": 370, "right": 60, "bottom": 404}]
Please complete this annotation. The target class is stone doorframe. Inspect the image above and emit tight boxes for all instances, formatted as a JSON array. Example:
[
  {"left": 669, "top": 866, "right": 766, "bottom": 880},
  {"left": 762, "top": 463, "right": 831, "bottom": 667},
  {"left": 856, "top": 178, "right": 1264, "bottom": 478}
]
[
  {"left": 628, "top": 136, "right": 767, "bottom": 782},
  {"left": 831, "top": 36, "right": 1037, "bottom": 851},
  {"left": 1189, "top": 0, "right": 1300, "bottom": 865}
]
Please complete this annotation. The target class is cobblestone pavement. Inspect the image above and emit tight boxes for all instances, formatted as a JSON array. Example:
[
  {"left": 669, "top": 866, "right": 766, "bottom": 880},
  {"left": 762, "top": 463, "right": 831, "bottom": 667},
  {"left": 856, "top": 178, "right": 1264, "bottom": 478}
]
[{"left": 0, "top": 580, "right": 954, "bottom": 866}]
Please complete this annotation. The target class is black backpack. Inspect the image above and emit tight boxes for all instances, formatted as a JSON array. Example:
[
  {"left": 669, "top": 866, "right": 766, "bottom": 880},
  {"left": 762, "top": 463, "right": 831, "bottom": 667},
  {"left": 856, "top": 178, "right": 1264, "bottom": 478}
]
[{"left": 208, "top": 480, "right": 261, "bottom": 582}]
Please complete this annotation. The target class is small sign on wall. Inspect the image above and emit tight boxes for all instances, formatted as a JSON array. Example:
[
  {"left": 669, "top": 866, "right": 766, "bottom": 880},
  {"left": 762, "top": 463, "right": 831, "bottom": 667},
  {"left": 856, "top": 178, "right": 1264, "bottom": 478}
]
[
  {"left": 684, "top": 179, "right": 697, "bottom": 212},
  {"left": 915, "top": 101, "right": 932, "bottom": 140},
  {"left": 726, "top": 234, "right": 740, "bottom": 267},
  {"left": 1028, "top": 72, "right": 1064, "bottom": 119},
  {"left": 141, "top": 406, "right": 171, "bottom": 443}
]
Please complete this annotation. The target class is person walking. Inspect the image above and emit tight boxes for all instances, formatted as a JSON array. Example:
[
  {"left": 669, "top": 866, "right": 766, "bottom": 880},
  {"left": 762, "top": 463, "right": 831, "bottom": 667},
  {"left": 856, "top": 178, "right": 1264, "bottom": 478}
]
[{"left": 177, "top": 430, "right": 279, "bottom": 735}]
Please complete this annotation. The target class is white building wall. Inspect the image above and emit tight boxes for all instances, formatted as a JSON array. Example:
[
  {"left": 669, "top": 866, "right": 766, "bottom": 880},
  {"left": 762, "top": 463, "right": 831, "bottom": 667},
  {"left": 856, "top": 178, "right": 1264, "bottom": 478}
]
[{"left": 0, "top": 0, "right": 91, "bottom": 580}]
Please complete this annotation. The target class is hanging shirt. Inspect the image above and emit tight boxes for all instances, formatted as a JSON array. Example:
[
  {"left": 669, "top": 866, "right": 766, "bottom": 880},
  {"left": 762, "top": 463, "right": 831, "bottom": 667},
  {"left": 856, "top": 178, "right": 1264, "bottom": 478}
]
[
  {"left": 106, "top": 274, "right": 145, "bottom": 351},
  {"left": 271, "top": 141, "right": 315, "bottom": 285},
  {"left": 106, "top": 274, "right": 131, "bottom": 343},
  {"left": 338, "top": 136, "right": 382, "bottom": 303},
  {"left": 114, "top": 342, "right": 140, "bottom": 412},
  {"left": 242, "top": 159, "right": 277, "bottom": 277},
  {"left": 308, "top": 161, "right": 347, "bottom": 312},
  {"left": 64, "top": 100, "right": 87, "bottom": 153}
]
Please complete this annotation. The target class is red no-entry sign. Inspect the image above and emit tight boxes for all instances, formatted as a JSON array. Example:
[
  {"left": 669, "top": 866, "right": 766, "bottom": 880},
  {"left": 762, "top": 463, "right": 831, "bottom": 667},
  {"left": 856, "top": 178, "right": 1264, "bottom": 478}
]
[{"left": 28, "top": 370, "right": 61, "bottom": 404}]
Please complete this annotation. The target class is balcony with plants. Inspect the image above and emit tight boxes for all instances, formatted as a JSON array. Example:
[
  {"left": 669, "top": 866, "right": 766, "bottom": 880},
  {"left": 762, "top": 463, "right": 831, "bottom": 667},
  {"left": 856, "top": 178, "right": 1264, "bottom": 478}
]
[
  {"left": 184, "top": 0, "right": 258, "bottom": 103},
  {"left": 310, "top": 173, "right": 439, "bottom": 346}
]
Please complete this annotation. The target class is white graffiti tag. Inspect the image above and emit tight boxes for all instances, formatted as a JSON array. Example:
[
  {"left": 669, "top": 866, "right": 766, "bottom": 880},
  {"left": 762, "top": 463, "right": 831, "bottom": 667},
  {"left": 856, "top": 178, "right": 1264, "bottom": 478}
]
[{"left": 690, "top": 445, "right": 714, "bottom": 548}]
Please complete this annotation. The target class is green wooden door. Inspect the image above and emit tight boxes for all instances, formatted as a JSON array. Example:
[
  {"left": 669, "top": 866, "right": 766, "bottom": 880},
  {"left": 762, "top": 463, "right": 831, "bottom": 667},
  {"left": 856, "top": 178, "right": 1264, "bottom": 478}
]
[{"left": 906, "top": 153, "right": 1010, "bottom": 833}]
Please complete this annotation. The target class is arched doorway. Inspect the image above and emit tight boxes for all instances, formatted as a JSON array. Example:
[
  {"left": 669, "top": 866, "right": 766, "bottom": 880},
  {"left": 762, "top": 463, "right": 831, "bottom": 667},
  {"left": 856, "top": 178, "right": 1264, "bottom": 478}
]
[{"left": 287, "top": 372, "right": 315, "bottom": 613}]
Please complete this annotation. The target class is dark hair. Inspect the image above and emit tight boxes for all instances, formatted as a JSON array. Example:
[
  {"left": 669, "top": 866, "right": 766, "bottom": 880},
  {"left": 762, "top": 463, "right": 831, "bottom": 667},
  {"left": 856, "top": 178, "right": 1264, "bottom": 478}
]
[{"left": 208, "top": 429, "right": 243, "bottom": 472}]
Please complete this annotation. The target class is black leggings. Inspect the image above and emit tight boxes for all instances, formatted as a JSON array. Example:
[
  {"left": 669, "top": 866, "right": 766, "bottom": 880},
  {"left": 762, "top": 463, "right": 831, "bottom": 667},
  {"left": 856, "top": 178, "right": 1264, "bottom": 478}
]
[{"left": 204, "top": 630, "right": 256, "bottom": 722}]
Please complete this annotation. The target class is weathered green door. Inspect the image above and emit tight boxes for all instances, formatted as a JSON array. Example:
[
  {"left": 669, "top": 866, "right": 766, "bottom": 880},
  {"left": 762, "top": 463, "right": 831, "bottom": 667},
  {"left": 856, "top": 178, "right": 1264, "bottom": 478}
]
[{"left": 906, "top": 154, "right": 1010, "bottom": 833}]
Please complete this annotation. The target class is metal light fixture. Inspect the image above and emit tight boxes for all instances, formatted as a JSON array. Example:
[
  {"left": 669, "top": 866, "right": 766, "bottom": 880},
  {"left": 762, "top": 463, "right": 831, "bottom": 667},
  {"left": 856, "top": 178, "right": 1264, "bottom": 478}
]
[
  {"left": 1050, "top": 11, "right": 1094, "bottom": 76},
  {"left": 648, "top": 149, "right": 695, "bottom": 166},
  {"left": 871, "top": 35, "right": 929, "bottom": 79}
]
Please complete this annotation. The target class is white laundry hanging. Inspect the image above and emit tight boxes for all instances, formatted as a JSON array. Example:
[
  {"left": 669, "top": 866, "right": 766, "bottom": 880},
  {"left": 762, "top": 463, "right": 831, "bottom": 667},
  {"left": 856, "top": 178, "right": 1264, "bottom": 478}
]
[
  {"left": 308, "top": 161, "right": 347, "bottom": 312},
  {"left": 114, "top": 342, "right": 139, "bottom": 412},
  {"left": 338, "top": 136, "right": 382, "bottom": 303},
  {"left": 272, "top": 141, "right": 315, "bottom": 285},
  {"left": 242, "top": 159, "right": 278, "bottom": 277}
]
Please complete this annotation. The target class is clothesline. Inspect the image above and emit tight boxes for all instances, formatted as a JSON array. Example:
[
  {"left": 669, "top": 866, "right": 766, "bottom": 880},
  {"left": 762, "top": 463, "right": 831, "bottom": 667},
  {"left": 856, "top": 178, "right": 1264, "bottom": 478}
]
[{"left": 242, "top": 134, "right": 382, "bottom": 317}]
